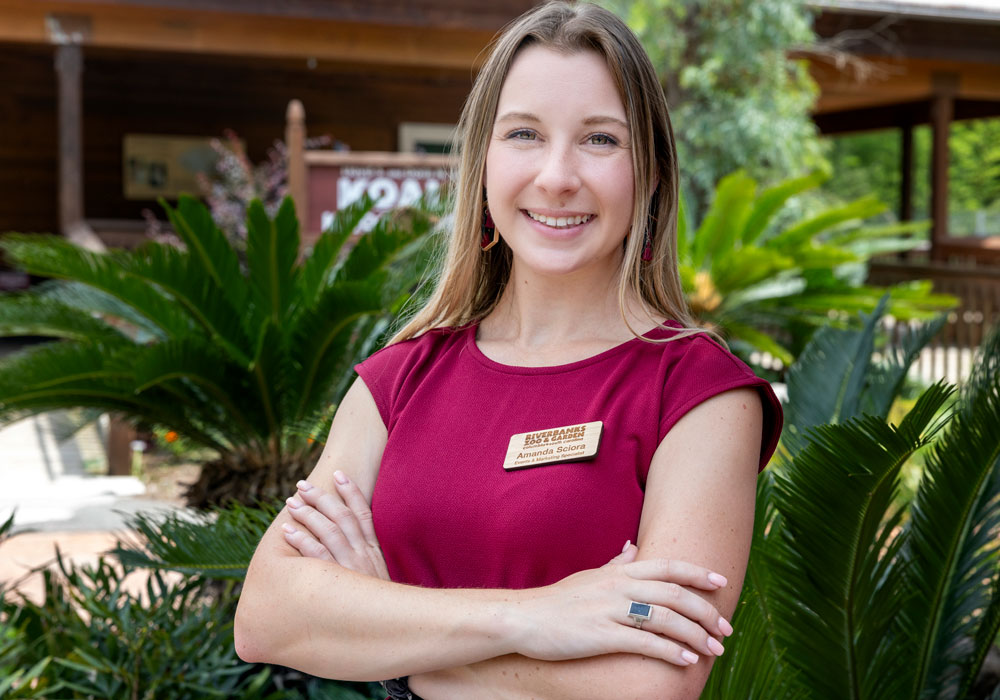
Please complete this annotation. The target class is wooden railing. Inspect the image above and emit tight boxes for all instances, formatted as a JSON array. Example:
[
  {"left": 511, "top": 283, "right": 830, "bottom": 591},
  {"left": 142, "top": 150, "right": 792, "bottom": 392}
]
[{"left": 869, "top": 260, "right": 1000, "bottom": 384}]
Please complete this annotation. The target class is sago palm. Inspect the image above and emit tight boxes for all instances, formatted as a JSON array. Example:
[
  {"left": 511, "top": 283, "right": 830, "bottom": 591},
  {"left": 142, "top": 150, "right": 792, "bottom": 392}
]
[
  {"left": 0, "top": 196, "right": 436, "bottom": 508},
  {"left": 703, "top": 301, "right": 1000, "bottom": 699}
]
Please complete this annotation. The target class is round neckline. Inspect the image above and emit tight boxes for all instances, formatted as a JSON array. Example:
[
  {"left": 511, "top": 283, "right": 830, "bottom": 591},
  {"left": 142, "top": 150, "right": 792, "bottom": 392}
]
[{"left": 465, "top": 320, "right": 683, "bottom": 375}]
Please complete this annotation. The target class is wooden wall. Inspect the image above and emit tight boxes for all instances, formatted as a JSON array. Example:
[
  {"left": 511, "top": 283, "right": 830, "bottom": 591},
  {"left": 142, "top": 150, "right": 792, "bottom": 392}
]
[{"left": 0, "top": 42, "right": 472, "bottom": 236}]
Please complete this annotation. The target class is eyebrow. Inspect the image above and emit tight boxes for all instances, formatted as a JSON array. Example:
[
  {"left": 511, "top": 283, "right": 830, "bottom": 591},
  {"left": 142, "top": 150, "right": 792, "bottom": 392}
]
[{"left": 495, "top": 111, "right": 629, "bottom": 130}]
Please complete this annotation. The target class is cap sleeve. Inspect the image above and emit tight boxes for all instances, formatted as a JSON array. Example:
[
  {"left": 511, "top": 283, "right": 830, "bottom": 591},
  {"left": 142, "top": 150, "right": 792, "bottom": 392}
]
[
  {"left": 658, "top": 336, "right": 783, "bottom": 472},
  {"left": 354, "top": 343, "right": 410, "bottom": 429}
]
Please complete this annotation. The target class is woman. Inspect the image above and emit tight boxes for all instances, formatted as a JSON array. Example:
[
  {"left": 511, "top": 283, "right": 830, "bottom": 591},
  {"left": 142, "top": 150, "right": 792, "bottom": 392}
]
[{"left": 235, "top": 3, "right": 782, "bottom": 698}]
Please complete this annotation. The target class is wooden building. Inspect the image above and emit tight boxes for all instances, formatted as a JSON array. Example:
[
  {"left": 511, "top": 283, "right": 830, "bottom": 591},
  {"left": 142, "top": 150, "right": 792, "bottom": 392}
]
[
  {"left": 0, "top": 0, "right": 535, "bottom": 260},
  {"left": 805, "top": 0, "right": 1000, "bottom": 262}
]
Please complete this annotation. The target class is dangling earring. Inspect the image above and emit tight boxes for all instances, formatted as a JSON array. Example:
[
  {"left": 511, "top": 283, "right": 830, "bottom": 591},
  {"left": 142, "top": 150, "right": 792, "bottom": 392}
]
[
  {"left": 641, "top": 224, "right": 653, "bottom": 262},
  {"left": 481, "top": 203, "right": 499, "bottom": 251}
]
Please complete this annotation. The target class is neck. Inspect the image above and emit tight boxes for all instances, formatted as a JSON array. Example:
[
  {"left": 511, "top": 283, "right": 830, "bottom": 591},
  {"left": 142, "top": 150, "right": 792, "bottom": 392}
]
[{"left": 482, "top": 257, "right": 654, "bottom": 348}]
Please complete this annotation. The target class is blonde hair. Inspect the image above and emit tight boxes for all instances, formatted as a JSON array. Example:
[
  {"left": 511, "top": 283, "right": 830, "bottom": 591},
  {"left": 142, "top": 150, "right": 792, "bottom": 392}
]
[{"left": 391, "top": 0, "right": 703, "bottom": 345}]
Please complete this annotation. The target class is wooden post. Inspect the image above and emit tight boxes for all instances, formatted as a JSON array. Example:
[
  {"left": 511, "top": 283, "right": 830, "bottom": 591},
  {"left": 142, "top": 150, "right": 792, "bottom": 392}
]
[
  {"left": 930, "top": 72, "right": 958, "bottom": 261},
  {"left": 48, "top": 14, "right": 91, "bottom": 238},
  {"left": 286, "top": 100, "right": 309, "bottom": 249},
  {"left": 54, "top": 43, "right": 84, "bottom": 237}
]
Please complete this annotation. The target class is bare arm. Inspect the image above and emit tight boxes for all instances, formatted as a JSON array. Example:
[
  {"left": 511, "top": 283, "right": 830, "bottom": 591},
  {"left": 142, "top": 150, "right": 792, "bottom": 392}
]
[
  {"left": 407, "top": 387, "right": 763, "bottom": 699},
  {"left": 235, "top": 378, "right": 733, "bottom": 683}
]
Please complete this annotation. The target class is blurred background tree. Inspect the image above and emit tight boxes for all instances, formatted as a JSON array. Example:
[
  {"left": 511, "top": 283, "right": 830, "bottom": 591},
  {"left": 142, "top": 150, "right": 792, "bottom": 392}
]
[{"left": 599, "top": 0, "right": 826, "bottom": 219}]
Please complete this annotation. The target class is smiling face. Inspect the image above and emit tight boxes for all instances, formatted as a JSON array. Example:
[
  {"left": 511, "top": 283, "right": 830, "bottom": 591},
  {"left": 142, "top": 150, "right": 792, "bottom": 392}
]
[{"left": 484, "top": 45, "right": 635, "bottom": 280}]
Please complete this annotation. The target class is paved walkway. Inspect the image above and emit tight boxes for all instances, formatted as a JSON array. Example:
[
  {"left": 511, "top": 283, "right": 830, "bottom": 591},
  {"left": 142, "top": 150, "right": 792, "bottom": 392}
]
[{"left": 0, "top": 411, "right": 185, "bottom": 603}]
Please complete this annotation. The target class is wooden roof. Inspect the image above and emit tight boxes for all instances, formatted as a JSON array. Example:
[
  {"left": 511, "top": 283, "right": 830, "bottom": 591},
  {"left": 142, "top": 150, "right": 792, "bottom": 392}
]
[{"left": 0, "top": 0, "right": 539, "bottom": 69}]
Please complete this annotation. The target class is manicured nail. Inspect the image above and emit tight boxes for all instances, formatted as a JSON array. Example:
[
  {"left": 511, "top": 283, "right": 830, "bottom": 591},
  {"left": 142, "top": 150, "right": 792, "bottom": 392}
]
[
  {"left": 708, "top": 572, "right": 728, "bottom": 588},
  {"left": 708, "top": 638, "right": 725, "bottom": 656},
  {"left": 719, "top": 617, "right": 734, "bottom": 637},
  {"left": 681, "top": 651, "right": 699, "bottom": 664},
  {"left": 282, "top": 523, "right": 296, "bottom": 534},
  {"left": 333, "top": 471, "right": 349, "bottom": 485},
  {"left": 286, "top": 496, "right": 303, "bottom": 508},
  {"left": 622, "top": 539, "right": 631, "bottom": 553},
  {"left": 296, "top": 480, "right": 313, "bottom": 491}
]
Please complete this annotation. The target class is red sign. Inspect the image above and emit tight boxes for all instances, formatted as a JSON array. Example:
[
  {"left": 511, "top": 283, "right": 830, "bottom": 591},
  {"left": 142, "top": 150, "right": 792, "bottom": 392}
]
[{"left": 304, "top": 152, "right": 452, "bottom": 233}]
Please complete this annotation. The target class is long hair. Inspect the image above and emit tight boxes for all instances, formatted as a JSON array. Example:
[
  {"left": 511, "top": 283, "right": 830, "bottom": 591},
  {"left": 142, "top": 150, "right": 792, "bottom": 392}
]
[{"left": 391, "top": 1, "right": 701, "bottom": 344}]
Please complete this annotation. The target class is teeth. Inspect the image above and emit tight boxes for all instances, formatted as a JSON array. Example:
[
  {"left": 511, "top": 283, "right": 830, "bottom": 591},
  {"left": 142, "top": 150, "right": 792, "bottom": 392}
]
[{"left": 526, "top": 211, "right": 593, "bottom": 228}]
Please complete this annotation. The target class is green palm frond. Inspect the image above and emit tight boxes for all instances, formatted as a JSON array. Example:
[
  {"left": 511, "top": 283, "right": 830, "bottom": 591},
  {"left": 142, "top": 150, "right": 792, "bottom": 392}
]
[
  {"left": 691, "top": 170, "right": 756, "bottom": 269},
  {"left": 246, "top": 198, "right": 300, "bottom": 328},
  {"left": 131, "top": 338, "right": 265, "bottom": 449},
  {"left": 781, "top": 296, "right": 887, "bottom": 455},
  {"left": 768, "top": 195, "right": 886, "bottom": 253},
  {"left": 113, "top": 240, "right": 252, "bottom": 366},
  {"left": 113, "top": 501, "right": 280, "bottom": 579},
  {"left": 0, "top": 235, "right": 192, "bottom": 338},
  {"left": 768, "top": 384, "right": 951, "bottom": 699},
  {"left": 161, "top": 194, "right": 247, "bottom": 313},
  {"left": 36, "top": 280, "right": 165, "bottom": 341},
  {"left": 291, "top": 281, "right": 387, "bottom": 420},
  {"left": 900, "top": 324, "right": 1000, "bottom": 699},
  {"left": 297, "top": 196, "right": 374, "bottom": 308},
  {"left": 742, "top": 170, "right": 828, "bottom": 246},
  {"left": 0, "top": 295, "right": 127, "bottom": 343},
  {"left": 335, "top": 206, "right": 435, "bottom": 287},
  {"left": 860, "top": 313, "right": 947, "bottom": 419},
  {"left": 703, "top": 470, "right": 807, "bottom": 699}
]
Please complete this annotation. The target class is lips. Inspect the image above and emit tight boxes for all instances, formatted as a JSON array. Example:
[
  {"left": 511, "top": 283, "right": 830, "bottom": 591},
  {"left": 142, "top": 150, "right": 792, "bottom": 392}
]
[{"left": 524, "top": 210, "right": 595, "bottom": 229}]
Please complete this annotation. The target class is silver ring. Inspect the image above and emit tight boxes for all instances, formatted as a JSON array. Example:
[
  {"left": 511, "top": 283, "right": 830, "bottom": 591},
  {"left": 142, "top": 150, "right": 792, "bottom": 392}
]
[{"left": 627, "top": 601, "right": 652, "bottom": 629}]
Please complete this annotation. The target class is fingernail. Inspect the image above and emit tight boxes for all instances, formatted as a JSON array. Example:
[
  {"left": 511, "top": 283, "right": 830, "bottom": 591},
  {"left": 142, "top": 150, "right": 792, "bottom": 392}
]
[
  {"left": 719, "top": 616, "right": 734, "bottom": 637},
  {"left": 333, "top": 471, "right": 349, "bottom": 485},
  {"left": 296, "top": 480, "right": 313, "bottom": 491},
  {"left": 708, "top": 638, "right": 725, "bottom": 656},
  {"left": 286, "top": 496, "right": 303, "bottom": 508},
  {"left": 282, "top": 523, "right": 296, "bottom": 534},
  {"left": 681, "top": 651, "right": 699, "bottom": 664},
  {"left": 708, "top": 572, "right": 728, "bottom": 588},
  {"left": 622, "top": 539, "right": 631, "bottom": 553}
]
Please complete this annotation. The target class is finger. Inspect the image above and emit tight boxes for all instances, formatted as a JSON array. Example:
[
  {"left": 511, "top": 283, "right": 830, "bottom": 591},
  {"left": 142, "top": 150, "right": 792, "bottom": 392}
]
[
  {"left": 626, "top": 601, "right": 725, "bottom": 658},
  {"left": 629, "top": 578, "right": 729, "bottom": 640},
  {"left": 281, "top": 522, "right": 333, "bottom": 562},
  {"left": 606, "top": 540, "right": 639, "bottom": 566},
  {"left": 329, "top": 472, "right": 379, "bottom": 548},
  {"left": 624, "top": 557, "right": 728, "bottom": 591},
  {"left": 614, "top": 626, "right": 701, "bottom": 667},
  {"left": 294, "top": 483, "right": 369, "bottom": 555},
  {"left": 286, "top": 497, "right": 361, "bottom": 565}
]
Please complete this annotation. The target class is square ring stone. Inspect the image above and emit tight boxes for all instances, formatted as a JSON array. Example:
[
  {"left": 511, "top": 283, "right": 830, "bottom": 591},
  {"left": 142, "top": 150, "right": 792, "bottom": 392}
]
[{"left": 628, "top": 602, "right": 652, "bottom": 620}]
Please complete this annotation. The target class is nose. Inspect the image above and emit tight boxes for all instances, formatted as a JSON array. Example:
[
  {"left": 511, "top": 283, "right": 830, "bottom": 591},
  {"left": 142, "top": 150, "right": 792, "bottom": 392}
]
[{"left": 534, "top": 142, "right": 581, "bottom": 197}]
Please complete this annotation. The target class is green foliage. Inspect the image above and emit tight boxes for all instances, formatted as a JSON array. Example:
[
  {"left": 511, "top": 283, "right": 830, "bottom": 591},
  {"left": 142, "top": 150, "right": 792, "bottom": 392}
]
[
  {"left": 112, "top": 500, "right": 277, "bottom": 579},
  {"left": 826, "top": 118, "right": 1000, "bottom": 235},
  {"left": 702, "top": 304, "right": 1000, "bottom": 699},
  {"left": 0, "top": 195, "right": 437, "bottom": 507},
  {"left": 0, "top": 548, "right": 378, "bottom": 699},
  {"left": 679, "top": 171, "right": 955, "bottom": 365},
  {"left": 599, "top": 0, "right": 826, "bottom": 218}
]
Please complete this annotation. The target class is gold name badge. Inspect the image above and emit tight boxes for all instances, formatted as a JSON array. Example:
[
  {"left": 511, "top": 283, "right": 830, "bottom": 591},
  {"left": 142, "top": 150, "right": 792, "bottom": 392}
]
[{"left": 502, "top": 421, "right": 603, "bottom": 471}]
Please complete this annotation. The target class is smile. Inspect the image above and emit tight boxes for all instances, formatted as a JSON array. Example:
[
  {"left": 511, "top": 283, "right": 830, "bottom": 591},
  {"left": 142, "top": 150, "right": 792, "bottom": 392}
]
[{"left": 524, "top": 210, "right": 595, "bottom": 229}]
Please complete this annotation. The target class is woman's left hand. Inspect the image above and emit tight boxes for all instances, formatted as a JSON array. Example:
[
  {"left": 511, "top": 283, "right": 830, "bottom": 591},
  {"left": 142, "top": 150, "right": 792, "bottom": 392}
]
[{"left": 281, "top": 472, "right": 390, "bottom": 581}]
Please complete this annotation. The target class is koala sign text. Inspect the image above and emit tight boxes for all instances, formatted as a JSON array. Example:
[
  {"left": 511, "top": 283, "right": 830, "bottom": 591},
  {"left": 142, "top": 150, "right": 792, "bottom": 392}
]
[{"left": 304, "top": 152, "right": 452, "bottom": 234}]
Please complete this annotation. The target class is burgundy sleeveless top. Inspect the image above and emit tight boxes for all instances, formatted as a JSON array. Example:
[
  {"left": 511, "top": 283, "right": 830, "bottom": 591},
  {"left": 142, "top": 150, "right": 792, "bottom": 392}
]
[{"left": 355, "top": 323, "right": 782, "bottom": 590}]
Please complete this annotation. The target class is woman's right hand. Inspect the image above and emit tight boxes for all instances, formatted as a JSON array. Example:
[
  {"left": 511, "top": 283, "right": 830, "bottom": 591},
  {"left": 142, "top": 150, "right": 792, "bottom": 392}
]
[{"left": 510, "top": 551, "right": 733, "bottom": 667}]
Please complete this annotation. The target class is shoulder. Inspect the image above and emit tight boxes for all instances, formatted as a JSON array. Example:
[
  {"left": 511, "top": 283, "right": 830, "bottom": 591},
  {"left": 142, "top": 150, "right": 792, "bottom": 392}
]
[
  {"left": 354, "top": 325, "right": 469, "bottom": 426},
  {"left": 646, "top": 327, "right": 783, "bottom": 472}
]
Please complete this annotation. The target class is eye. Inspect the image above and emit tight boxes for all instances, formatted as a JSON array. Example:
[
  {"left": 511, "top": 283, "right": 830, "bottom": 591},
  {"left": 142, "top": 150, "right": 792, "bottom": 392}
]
[
  {"left": 588, "top": 133, "right": 618, "bottom": 146},
  {"left": 506, "top": 129, "right": 537, "bottom": 141}
]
